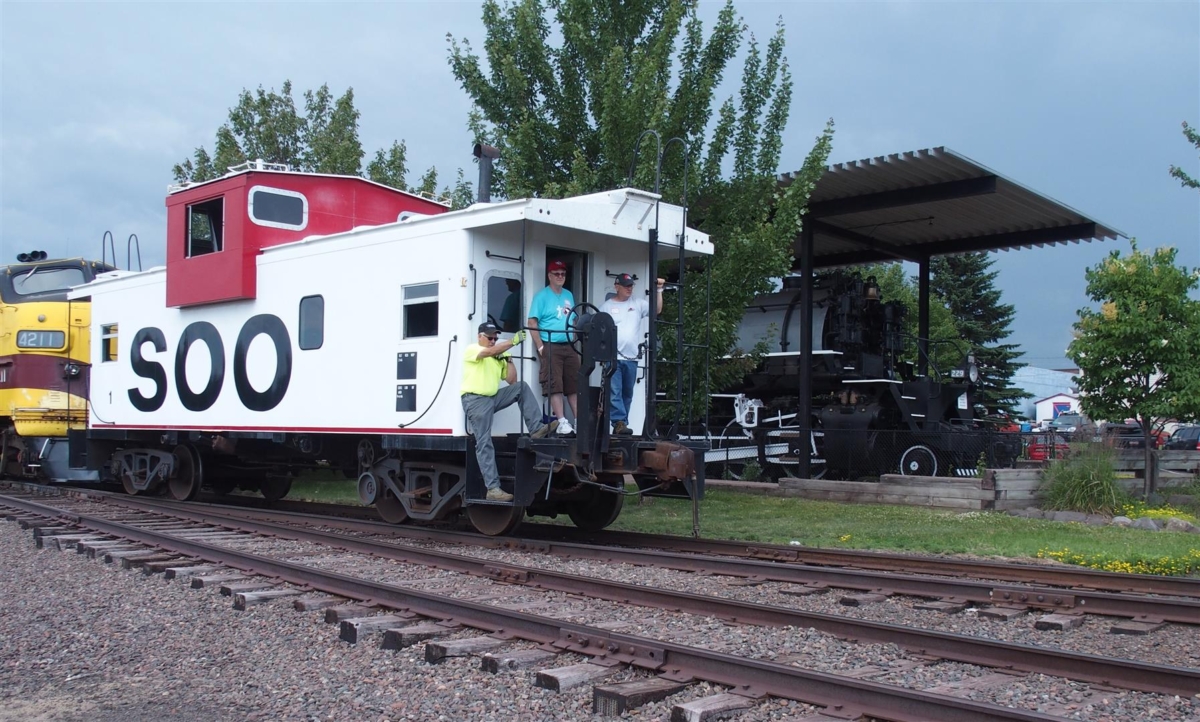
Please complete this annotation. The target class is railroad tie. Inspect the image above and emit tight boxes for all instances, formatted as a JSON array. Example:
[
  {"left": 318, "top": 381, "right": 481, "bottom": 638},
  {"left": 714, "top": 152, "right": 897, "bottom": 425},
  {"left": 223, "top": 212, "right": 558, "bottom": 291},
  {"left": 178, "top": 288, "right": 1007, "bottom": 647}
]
[
  {"left": 162, "top": 564, "right": 228, "bottom": 579},
  {"left": 141, "top": 558, "right": 196, "bottom": 574},
  {"left": 481, "top": 649, "right": 557, "bottom": 673},
  {"left": 977, "top": 605, "right": 1028, "bottom": 621},
  {"left": 381, "top": 622, "right": 460, "bottom": 650},
  {"left": 292, "top": 595, "right": 347, "bottom": 612},
  {"left": 233, "top": 588, "right": 303, "bottom": 611},
  {"left": 1034, "top": 613, "right": 1085, "bottom": 631},
  {"left": 102, "top": 549, "right": 156, "bottom": 563},
  {"left": 323, "top": 604, "right": 376, "bottom": 624},
  {"left": 593, "top": 677, "right": 688, "bottom": 716},
  {"left": 424, "top": 636, "right": 507, "bottom": 664},
  {"left": 219, "top": 581, "right": 277, "bottom": 597},
  {"left": 1110, "top": 618, "right": 1165, "bottom": 636},
  {"left": 535, "top": 662, "right": 620, "bottom": 692},
  {"left": 338, "top": 614, "right": 418, "bottom": 643},
  {"left": 120, "top": 554, "right": 180, "bottom": 570},
  {"left": 912, "top": 598, "right": 969, "bottom": 614},
  {"left": 191, "top": 573, "right": 251, "bottom": 589},
  {"left": 670, "top": 692, "right": 755, "bottom": 722}
]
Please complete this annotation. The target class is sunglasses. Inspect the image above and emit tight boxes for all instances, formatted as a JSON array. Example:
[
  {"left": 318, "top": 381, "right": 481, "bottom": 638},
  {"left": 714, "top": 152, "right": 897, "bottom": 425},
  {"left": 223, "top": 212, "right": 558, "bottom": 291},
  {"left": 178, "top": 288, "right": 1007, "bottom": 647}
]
[{"left": 484, "top": 335, "right": 498, "bottom": 341}]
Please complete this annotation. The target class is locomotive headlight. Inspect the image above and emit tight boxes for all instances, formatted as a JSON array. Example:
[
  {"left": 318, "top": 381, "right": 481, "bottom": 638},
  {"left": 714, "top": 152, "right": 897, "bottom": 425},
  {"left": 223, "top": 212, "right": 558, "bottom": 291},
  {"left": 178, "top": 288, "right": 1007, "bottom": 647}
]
[
  {"left": 966, "top": 354, "right": 980, "bottom": 384},
  {"left": 63, "top": 363, "right": 82, "bottom": 379}
]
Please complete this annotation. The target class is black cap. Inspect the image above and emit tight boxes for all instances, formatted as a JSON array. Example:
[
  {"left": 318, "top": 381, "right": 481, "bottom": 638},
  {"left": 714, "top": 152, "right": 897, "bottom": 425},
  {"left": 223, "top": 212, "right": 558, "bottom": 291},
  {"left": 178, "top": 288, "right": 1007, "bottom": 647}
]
[
  {"left": 615, "top": 273, "right": 635, "bottom": 287},
  {"left": 478, "top": 322, "right": 500, "bottom": 336}
]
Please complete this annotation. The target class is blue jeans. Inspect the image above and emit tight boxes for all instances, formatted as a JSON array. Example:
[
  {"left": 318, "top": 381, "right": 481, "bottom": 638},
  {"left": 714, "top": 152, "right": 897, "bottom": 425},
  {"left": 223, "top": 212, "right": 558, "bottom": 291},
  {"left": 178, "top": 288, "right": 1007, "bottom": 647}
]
[{"left": 609, "top": 360, "right": 638, "bottom": 427}]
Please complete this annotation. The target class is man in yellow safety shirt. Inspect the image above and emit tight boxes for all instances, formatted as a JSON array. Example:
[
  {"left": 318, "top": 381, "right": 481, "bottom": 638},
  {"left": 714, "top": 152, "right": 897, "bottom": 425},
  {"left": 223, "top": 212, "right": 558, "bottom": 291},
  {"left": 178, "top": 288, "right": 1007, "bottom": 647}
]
[{"left": 461, "top": 322, "right": 557, "bottom": 501}]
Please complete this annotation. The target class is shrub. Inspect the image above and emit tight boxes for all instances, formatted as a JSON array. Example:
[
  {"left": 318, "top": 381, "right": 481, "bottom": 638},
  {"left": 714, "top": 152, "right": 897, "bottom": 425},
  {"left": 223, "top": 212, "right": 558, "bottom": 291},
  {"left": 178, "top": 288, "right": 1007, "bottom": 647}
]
[{"left": 1040, "top": 443, "right": 1127, "bottom": 514}]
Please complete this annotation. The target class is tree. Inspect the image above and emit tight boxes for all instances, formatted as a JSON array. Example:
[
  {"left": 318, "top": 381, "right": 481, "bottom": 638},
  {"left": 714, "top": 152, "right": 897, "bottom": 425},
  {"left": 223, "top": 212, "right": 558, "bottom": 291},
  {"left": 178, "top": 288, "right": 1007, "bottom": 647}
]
[
  {"left": 1067, "top": 242, "right": 1200, "bottom": 496},
  {"left": 172, "top": 81, "right": 472, "bottom": 206},
  {"left": 448, "top": 0, "right": 835, "bottom": 421},
  {"left": 1169, "top": 121, "right": 1199, "bottom": 190},
  {"left": 930, "top": 253, "right": 1029, "bottom": 415}
]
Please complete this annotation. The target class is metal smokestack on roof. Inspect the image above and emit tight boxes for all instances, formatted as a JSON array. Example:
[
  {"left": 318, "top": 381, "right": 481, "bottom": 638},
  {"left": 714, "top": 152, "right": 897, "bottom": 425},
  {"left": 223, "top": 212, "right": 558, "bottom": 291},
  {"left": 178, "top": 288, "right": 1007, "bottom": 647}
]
[{"left": 473, "top": 143, "right": 500, "bottom": 203}]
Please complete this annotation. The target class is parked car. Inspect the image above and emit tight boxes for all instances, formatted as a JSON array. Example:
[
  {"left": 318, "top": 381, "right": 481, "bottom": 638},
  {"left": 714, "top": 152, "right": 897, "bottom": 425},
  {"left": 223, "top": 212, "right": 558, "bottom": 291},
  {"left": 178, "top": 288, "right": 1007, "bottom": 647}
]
[
  {"left": 1099, "top": 422, "right": 1146, "bottom": 449},
  {"left": 1027, "top": 433, "right": 1071, "bottom": 461},
  {"left": 1164, "top": 425, "right": 1200, "bottom": 451}
]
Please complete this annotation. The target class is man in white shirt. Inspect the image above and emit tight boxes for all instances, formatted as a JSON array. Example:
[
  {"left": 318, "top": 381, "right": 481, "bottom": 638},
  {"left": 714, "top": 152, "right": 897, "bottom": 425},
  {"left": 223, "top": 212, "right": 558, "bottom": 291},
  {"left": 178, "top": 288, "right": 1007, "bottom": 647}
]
[{"left": 598, "top": 273, "right": 663, "bottom": 435}]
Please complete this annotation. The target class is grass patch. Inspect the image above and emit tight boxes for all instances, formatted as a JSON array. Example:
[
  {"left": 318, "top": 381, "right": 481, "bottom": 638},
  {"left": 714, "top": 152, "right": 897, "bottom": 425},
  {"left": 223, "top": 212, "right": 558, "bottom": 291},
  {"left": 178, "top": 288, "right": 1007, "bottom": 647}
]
[
  {"left": 613, "top": 490, "right": 1200, "bottom": 571},
  {"left": 288, "top": 471, "right": 362, "bottom": 505},
  {"left": 1040, "top": 444, "right": 1125, "bottom": 514}
]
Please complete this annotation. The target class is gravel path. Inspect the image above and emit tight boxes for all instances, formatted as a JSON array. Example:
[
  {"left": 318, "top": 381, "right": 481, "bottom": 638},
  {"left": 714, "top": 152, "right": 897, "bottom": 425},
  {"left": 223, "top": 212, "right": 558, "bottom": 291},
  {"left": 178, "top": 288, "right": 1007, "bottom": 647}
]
[
  {"left": 0, "top": 518, "right": 822, "bottom": 721},
  {"left": 4, "top": 499, "right": 1199, "bottom": 721}
]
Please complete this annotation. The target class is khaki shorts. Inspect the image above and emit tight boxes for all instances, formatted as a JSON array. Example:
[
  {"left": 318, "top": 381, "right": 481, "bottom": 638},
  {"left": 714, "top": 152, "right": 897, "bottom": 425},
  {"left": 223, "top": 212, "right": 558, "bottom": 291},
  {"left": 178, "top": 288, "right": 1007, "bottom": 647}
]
[{"left": 539, "top": 342, "right": 580, "bottom": 395}]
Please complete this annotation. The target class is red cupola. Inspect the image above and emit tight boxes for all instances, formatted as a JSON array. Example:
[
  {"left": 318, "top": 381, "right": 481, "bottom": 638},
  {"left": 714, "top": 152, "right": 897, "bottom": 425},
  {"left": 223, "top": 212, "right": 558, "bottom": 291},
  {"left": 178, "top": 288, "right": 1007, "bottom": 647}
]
[{"left": 164, "top": 162, "right": 450, "bottom": 307}]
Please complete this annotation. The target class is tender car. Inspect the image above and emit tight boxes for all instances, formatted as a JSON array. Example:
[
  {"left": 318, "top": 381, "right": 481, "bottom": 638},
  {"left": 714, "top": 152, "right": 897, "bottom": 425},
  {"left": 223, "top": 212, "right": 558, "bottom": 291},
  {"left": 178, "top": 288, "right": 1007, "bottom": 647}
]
[
  {"left": 1164, "top": 425, "right": 1200, "bottom": 451},
  {"left": 1027, "top": 433, "right": 1070, "bottom": 461}
]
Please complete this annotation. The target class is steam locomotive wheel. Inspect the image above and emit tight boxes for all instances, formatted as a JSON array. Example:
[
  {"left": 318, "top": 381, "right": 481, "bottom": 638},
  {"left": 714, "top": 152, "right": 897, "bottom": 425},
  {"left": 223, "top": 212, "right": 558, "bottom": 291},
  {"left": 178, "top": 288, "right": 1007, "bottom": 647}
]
[
  {"left": 567, "top": 478, "right": 624, "bottom": 531},
  {"left": 899, "top": 445, "right": 938, "bottom": 477},
  {"left": 467, "top": 503, "right": 525, "bottom": 536},
  {"left": 375, "top": 486, "right": 410, "bottom": 525},
  {"left": 168, "top": 444, "right": 202, "bottom": 501},
  {"left": 260, "top": 475, "right": 292, "bottom": 502}
]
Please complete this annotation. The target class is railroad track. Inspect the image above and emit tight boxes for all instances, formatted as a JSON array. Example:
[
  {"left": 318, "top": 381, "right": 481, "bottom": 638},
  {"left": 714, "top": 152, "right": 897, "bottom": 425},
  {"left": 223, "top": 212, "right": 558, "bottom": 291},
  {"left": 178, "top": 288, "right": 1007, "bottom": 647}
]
[
  {"left": 62, "top": 487, "right": 1200, "bottom": 626},
  {"left": 2, "top": 487, "right": 1198, "bottom": 721},
  {"left": 122, "top": 489, "right": 1200, "bottom": 599}
]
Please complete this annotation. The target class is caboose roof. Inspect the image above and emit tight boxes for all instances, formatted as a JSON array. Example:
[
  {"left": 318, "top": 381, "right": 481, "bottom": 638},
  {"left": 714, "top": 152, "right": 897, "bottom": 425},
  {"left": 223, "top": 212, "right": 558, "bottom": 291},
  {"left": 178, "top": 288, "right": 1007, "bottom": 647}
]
[
  {"left": 258, "top": 186, "right": 711, "bottom": 259},
  {"left": 167, "top": 164, "right": 449, "bottom": 208}
]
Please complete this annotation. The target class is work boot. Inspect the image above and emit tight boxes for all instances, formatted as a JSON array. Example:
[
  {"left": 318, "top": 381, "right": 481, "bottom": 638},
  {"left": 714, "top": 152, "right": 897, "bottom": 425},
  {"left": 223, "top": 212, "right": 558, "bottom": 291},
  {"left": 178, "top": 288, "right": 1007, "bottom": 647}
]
[
  {"left": 485, "top": 487, "right": 514, "bottom": 502},
  {"left": 531, "top": 420, "right": 559, "bottom": 439},
  {"left": 612, "top": 420, "right": 632, "bottom": 435}
]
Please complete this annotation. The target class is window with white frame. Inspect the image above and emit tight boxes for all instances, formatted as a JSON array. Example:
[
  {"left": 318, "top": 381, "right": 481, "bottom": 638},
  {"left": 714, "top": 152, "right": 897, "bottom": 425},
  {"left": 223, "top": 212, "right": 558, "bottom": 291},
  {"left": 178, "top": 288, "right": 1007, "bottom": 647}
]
[{"left": 402, "top": 282, "right": 438, "bottom": 339}]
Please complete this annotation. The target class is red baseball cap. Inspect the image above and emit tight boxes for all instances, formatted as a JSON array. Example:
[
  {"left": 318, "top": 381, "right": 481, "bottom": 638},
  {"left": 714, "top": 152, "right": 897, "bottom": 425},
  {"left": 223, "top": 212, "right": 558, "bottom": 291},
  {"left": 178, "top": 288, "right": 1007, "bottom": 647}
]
[{"left": 548, "top": 260, "right": 567, "bottom": 272}]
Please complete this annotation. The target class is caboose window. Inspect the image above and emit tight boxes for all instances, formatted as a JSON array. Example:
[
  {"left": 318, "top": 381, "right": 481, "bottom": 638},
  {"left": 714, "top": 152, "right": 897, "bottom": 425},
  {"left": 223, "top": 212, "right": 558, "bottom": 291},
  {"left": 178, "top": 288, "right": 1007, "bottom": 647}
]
[
  {"left": 403, "top": 282, "right": 439, "bottom": 339},
  {"left": 248, "top": 186, "right": 308, "bottom": 230},
  {"left": 298, "top": 296, "right": 324, "bottom": 350},
  {"left": 187, "top": 197, "right": 224, "bottom": 257},
  {"left": 485, "top": 273, "right": 522, "bottom": 332},
  {"left": 101, "top": 324, "right": 119, "bottom": 362}
]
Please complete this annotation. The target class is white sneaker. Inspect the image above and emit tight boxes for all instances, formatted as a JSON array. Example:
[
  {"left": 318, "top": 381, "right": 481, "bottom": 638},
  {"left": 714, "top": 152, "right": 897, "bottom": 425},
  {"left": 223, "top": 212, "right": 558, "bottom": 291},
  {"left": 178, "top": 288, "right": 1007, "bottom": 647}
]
[{"left": 556, "top": 418, "right": 575, "bottom": 435}]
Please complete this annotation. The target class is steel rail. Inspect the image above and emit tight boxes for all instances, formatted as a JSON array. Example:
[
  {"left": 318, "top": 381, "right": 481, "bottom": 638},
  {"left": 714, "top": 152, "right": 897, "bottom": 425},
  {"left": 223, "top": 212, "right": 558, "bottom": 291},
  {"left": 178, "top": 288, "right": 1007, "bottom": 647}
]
[
  {"left": 100, "top": 493, "right": 1200, "bottom": 624},
  {"left": 0, "top": 494, "right": 1066, "bottom": 722},
  {"left": 6, "top": 492, "right": 1197, "bottom": 698},
  {"left": 526, "top": 526, "right": 1200, "bottom": 598},
  {"left": 121, "top": 489, "right": 1200, "bottom": 598}
]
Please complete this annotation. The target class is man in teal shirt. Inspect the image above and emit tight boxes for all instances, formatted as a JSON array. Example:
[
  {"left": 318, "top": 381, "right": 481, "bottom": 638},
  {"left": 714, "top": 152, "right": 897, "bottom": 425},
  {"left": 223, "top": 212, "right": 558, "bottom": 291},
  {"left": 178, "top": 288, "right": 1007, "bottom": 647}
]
[{"left": 527, "top": 260, "right": 579, "bottom": 435}]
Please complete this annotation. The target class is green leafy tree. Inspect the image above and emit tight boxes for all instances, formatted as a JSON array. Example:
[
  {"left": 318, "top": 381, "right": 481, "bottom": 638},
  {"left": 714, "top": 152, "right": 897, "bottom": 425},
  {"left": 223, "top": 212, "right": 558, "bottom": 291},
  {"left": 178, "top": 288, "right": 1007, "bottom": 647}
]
[
  {"left": 930, "top": 253, "right": 1028, "bottom": 415},
  {"left": 1169, "top": 121, "right": 1199, "bottom": 190},
  {"left": 172, "top": 81, "right": 466, "bottom": 204},
  {"left": 1067, "top": 242, "right": 1200, "bottom": 496},
  {"left": 449, "top": 0, "right": 835, "bottom": 420}
]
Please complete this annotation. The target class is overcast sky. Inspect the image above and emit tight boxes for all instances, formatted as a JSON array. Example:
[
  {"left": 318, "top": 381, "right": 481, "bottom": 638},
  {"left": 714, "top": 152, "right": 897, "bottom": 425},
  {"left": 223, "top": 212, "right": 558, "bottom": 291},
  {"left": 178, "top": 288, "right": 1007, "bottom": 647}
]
[{"left": 2, "top": 1, "right": 1197, "bottom": 369}]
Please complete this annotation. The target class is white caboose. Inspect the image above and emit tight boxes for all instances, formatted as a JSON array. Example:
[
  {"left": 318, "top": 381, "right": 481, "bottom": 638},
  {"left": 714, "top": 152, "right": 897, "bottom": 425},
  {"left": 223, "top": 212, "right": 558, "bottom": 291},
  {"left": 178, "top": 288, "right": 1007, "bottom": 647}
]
[{"left": 70, "top": 163, "right": 711, "bottom": 534}]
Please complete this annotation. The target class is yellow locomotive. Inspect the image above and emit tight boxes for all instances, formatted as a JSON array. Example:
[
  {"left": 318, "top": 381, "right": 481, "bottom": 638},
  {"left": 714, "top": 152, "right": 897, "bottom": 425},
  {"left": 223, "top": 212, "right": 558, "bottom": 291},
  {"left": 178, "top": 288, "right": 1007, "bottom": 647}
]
[{"left": 0, "top": 251, "right": 114, "bottom": 478}]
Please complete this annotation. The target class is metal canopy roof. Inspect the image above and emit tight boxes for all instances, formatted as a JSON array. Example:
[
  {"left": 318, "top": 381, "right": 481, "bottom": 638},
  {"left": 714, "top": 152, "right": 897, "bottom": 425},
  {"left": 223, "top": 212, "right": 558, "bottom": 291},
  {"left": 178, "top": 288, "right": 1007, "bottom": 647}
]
[{"left": 778, "top": 146, "right": 1125, "bottom": 270}]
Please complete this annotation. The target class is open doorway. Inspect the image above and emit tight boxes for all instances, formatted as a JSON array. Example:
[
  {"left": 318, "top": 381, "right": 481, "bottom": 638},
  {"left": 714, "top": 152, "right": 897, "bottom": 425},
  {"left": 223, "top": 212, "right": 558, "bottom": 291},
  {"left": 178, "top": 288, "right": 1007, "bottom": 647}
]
[{"left": 545, "top": 248, "right": 589, "bottom": 305}]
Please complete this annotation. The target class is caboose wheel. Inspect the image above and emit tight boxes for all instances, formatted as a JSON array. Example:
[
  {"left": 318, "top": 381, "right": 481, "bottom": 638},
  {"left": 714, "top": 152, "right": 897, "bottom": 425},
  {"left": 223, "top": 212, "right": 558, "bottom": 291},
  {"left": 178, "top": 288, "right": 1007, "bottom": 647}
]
[
  {"left": 260, "top": 475, "right": 291, "bottom": 502},
  {"left": 899, "top": 444, "right": 938, "bottom": 477},
  {"left": 120, "top": 471, "right": 139, "bottom": 496},
  {"left": 375, "top": 486, "right": 409, "bottom": 525},
  {"left": 467, "top": 504, "right": 525, "bottom": 536},
  {"left": 168, "top": 444, "right": 202, "bottom": 501},
  {"left": 567, "top": 488, "right": 624, "bottom": 532}
]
